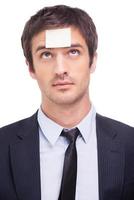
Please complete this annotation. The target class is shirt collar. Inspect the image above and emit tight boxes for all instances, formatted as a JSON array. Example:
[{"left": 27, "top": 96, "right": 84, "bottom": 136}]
[
  {"left": 77, "top": 105, "right": 96, "bottom": 143},
  {"left": 37, "top": 105, "right": 96, "bottom": 145},
  {"left": 38, "top": 108, "right": 63, "bottom": 146}
]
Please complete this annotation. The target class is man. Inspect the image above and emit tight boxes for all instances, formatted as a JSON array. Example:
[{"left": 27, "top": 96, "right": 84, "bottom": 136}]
[{"left": 0, "top": 4, "right": 134, "bottom": 200}]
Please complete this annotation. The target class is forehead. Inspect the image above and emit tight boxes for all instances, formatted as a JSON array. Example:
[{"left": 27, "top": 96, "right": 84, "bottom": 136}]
[{"left": 31, "top": 26, "right": 87, "bottom": 51}]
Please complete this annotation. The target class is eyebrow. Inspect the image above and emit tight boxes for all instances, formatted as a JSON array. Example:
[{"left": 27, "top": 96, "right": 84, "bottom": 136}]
[{"left": 35, "top": 43, "right": 84, "bottom": 53}]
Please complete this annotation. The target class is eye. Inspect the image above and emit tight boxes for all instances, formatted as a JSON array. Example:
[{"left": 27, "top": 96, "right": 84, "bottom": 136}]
[
  {"left": 69, "top": 49, "right": 80, "bottom": 56},
  {"left": 41, "top": 51, "right": 52, "bottom": 59}
]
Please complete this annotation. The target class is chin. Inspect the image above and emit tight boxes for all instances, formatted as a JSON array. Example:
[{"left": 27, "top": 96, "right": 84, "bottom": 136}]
[{"left": 50, "top": 95, "right": 83, "bottom": 106}]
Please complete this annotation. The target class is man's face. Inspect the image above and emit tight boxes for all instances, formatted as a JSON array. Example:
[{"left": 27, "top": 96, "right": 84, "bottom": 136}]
[{"left": 29, "top": 26, "right": 97, "bottom": 106}]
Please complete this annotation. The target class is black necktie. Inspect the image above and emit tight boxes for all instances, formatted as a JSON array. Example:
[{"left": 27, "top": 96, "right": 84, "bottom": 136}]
[{"left": 58, "top": 128, "right": 80, "bottom": 200}]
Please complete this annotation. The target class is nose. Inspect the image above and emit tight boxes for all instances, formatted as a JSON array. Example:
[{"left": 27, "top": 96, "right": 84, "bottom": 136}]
[{"left": 54, "top": 53, "right": 68, "bottom": 77}]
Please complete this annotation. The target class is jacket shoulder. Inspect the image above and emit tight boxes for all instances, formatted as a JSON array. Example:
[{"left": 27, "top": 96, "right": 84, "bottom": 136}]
[
  {"left": 0, "top": 112, "right": 38, "bottom": 142},
  {"left": 96, "top": 113, "right": 134, "bottom": 144},
  {"left": 96, "top": 113, "right": 134, "bottom": 130}
]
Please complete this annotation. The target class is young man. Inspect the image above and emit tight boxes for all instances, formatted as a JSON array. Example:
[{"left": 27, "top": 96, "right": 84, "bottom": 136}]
[{"left": 0, "top": 5, "right": 134, "bottom": 200}]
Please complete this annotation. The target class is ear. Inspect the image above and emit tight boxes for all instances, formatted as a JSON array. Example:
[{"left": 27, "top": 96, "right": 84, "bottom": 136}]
[
  {"left": 90, "top": 52, "right": 97, "bottom": 73},
  {"left": 26, "top": 60, "right": 36, "bottom": 79}
]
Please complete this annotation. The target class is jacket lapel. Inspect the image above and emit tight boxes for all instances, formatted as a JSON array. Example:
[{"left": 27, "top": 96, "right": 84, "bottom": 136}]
[
  {"left": 96, "top": 113, "right": 125, "bottom": 200},
  {"left": 9, "top": 113, "right": 41, "bottom": 200}
]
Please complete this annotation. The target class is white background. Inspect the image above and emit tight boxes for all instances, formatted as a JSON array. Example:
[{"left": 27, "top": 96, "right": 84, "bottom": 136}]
[{"left": 0, "top": 0, "right": 134, "bottom": 127}]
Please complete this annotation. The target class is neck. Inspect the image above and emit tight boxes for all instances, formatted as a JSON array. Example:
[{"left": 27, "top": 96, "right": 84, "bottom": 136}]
[{"left": 41, "top": 96, "right": 91, "bottom": 129}]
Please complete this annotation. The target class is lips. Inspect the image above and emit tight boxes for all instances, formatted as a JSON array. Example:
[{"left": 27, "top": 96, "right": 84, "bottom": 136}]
[
  {"left": 52, "top": 81, "right": 74, "bottom": 89},
  {"left": 52, "top": 81, "right": 74, "bottom": 86}
]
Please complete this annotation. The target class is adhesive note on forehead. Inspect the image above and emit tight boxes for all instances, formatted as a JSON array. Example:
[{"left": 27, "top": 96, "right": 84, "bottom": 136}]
[{"left": 45, "top": 28, "right": 71, "bottom": 48}]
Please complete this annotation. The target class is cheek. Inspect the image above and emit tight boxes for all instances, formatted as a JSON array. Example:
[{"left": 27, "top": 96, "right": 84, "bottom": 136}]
[
  {"left": 75, "top": 63, "right": 90, "bottom": 79},
  {"left": 34, "top": 65, "right": 52, "bottom": 80},
  {"left": 77, "top": 67, "right": 90, "bottom": 87}
]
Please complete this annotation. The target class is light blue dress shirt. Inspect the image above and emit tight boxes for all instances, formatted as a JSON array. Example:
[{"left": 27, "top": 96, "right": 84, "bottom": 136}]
[{"left": 37, "top": 105, "right": 99, "bottom": 200}]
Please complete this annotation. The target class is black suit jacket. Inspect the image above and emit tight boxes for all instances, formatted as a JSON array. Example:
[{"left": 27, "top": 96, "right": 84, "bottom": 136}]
[{"left": 0, "top": 112, "right": 134, "bottom": 200}]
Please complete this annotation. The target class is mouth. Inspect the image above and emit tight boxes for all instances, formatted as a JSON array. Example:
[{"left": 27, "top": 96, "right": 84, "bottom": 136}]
[{"left": 52, "top": 81, "right": 74, "bottom": 89}]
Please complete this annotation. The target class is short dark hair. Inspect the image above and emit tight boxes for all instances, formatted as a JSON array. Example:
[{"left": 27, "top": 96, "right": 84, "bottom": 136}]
[{"left": 21, "top": 5, "right": 98, "bottom": 70}]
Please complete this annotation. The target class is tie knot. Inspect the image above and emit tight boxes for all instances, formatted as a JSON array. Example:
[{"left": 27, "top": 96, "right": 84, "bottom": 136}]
[{"left": 61, "top": 127, "right": 80, "bottom": 143}]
